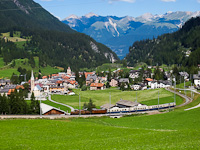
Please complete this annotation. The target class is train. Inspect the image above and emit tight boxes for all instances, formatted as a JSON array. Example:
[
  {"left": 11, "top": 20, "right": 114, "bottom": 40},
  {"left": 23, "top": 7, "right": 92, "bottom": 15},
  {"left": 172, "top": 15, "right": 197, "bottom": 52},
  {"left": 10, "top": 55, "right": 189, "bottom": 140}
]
[{"left": 70, "top": 102, "right": 176, "bottom": 115}]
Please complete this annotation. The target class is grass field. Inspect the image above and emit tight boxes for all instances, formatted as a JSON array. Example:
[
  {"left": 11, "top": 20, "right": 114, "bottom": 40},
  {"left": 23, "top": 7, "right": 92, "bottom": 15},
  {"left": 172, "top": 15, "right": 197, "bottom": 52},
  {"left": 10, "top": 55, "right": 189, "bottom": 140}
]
[
  {"left": 42, "top": 100, "right": 71, "bottom": 113},
  {"left": 0, "top": 95, "right": 199, "bottom": 149},
  {"left": 51, "top": 88, "right": 184, "bottom": 110},
  {"left": 0, "top": 57, "right": 61, "bottom": 78}
]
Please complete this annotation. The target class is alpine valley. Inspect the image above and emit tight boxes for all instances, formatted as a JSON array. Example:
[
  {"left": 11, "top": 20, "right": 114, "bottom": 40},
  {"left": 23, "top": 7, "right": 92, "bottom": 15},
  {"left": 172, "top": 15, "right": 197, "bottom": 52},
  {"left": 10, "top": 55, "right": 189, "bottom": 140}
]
[{"left": 63, "top": 11, "right": 200, "bottom": 59}]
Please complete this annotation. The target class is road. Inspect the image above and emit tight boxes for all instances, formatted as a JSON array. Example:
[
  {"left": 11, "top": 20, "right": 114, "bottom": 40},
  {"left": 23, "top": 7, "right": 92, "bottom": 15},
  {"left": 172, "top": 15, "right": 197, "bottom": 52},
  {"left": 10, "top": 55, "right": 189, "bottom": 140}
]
[
  {"left": 165, "top": 88, "right": 192, "bottom": 108},
  {"left": 48, "top": 94, "right": 75, "bottom": 112}
]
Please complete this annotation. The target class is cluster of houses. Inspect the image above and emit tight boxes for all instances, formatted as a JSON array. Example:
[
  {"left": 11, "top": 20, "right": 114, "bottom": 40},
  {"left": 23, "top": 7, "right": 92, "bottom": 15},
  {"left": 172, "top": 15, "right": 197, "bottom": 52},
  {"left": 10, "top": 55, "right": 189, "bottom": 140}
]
[{"left": 1, "top": 66, "right": 200, "bottom": 99}]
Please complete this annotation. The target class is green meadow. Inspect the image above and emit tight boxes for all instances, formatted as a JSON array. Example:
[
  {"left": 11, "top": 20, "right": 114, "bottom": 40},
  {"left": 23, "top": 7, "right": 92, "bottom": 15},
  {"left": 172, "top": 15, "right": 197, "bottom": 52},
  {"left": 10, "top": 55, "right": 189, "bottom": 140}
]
[
  {"left": 51, "top": 88, "right": 184, "bottom": 111},
  {"left": 0, "top": 57, "right": 61, "bottom": 78},
  {"left": 0, "top": 94, "right": 200, "bottom": 149}
]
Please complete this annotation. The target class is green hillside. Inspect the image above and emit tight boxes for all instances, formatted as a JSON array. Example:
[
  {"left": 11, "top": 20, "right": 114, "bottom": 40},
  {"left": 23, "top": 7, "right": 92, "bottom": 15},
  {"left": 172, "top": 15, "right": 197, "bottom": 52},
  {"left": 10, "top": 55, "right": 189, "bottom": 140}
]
[
  {"left": 51, "top": 88, "right": 183, "bottom": 110},
  {"left": 0, "top": 0, "right": 119, "bottom": 71},
  {"left": 126, "top": 17, "right": 200, "bottom": 72},
  {"left": 0, "top": 57, "right": 60, "bottom": 78}
]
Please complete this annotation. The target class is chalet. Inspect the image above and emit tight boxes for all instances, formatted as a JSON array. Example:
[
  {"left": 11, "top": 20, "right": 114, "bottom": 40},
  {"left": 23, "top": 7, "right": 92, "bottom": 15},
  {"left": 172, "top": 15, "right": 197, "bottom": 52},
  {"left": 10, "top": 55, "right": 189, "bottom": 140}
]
[
  {"left": 49, "top": 85, "right": 65, "bottom": 93},
  {"left": 90, "top": 83, "right": 105, "bottom": 90},
  {"left": 40, "top": 103, "right": 67, "bottom": 115},
  {"left": 179, "top": 72, "right": 189, "bottom": 80},
  {"left": 86, "top": 74, "right": 97, "bottom": 86},
  {"left": 193, "top": 71, "right": 200, "bottom": 87},
  {"left": 131, "top": 84, "right": 140, "bottom": 90},
  {"left": 109, "top": 79, "right": 118, "bottom": 87},
  {"left": 129, "top": 70, "right": 140, "bottom": 79},
  {"left": 67, "top": 80, "right": 78, "bottom": 89}
]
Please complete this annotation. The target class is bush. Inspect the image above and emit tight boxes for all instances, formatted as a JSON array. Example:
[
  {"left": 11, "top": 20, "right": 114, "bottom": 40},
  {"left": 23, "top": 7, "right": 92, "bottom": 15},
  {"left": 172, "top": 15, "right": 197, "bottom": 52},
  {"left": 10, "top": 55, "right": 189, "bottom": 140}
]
[{"left": 81, "top": 85, "right": 87, "bottom": 91}]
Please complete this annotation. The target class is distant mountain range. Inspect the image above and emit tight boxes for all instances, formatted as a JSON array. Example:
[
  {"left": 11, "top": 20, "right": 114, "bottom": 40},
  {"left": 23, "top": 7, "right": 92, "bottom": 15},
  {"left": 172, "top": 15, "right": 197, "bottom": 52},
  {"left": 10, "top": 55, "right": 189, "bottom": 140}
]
[{"left": 62, "top": 11, "right": 200, "bottom": 59}]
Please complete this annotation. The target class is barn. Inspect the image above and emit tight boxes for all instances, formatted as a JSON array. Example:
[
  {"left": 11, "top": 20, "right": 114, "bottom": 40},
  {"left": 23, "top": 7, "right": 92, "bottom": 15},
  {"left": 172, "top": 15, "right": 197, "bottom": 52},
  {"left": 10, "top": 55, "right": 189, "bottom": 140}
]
[{"left": 40, "top": 103, "right": 67, "bottom": 115}]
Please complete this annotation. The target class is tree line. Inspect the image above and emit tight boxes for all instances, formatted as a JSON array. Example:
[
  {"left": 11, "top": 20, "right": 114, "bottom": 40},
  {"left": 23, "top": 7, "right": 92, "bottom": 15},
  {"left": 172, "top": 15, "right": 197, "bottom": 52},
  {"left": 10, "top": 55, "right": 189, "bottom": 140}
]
[{"left": 0, "top": 91, "right": 39, "bottom": 115}]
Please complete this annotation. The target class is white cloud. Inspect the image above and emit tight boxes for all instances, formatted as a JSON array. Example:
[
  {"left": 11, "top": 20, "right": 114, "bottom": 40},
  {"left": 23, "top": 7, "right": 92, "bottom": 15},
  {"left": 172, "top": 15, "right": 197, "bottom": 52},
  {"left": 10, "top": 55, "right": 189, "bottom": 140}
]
[
  {"left": 161, "top": 0, "right": 176, "bottom": 2},
  {"left": 197, "top": 0, "right": 200, "bottom": 3},
  {"left": 108, "top": 0, "right": 136, "bottom": 3}
]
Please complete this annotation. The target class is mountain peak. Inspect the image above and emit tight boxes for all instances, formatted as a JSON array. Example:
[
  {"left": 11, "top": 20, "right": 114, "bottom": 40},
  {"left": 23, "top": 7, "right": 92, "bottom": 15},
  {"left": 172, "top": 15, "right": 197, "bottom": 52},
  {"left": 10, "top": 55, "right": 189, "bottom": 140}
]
[
  {"left": 85, "top": 12, "right": 99, "bottom": 18},
  {"left": 65, "top": 14, "right": 79, "bottom": 20}
]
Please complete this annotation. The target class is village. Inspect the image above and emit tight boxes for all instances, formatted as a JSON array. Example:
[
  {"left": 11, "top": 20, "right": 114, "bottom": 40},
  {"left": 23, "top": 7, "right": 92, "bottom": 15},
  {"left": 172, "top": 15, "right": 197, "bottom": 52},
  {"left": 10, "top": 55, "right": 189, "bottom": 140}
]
[{"left": 0, "top": 65, "right": 200, "bottom": 115}]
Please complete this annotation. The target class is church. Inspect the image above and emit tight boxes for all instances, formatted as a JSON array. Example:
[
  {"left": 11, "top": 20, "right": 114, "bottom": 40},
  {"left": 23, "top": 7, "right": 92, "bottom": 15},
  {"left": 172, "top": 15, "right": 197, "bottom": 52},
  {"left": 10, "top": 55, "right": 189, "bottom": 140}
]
[{"left": 30, "top": 70, "right": 41, "bottom": 97}]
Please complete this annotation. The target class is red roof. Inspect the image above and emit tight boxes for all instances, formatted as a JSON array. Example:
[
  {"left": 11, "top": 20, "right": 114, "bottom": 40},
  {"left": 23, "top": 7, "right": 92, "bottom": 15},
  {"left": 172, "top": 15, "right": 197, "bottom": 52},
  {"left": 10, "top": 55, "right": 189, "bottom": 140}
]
[
  {"left": 42, "top": 76, "right": 47, "bottom": 79},
  {"left": 56, "top": 80, "right": 63, "bottom": 84},
  {"left": 16, "top": 85, "right": 24, "bottom": 90},
  {"left": 70, "top": 80, "right": 76, "bottom": 85},
  {"left": 85, "top": 72, "right": 94, "bottom": 78},
  {"left": 52, "top": 74, "right": 59, "bottom": 77},
  {"left": 7, "top": 89, "right": 15, "bottom": 95},
  {"left": 146, "top": 78, "right": 153, "bottom": 82},
  {"left": 90, "top": 83, "right": 104, "bottom": 87}
]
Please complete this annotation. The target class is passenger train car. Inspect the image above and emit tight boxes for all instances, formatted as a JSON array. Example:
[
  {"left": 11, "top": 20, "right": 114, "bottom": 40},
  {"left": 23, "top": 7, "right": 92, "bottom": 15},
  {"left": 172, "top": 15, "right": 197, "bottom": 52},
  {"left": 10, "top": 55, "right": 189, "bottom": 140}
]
[
  {"left": 71, "top": 102, "right": 176, "bottom": 115},
  {"left": 107, "top": 102, "right": 176, "bottom": 114}
]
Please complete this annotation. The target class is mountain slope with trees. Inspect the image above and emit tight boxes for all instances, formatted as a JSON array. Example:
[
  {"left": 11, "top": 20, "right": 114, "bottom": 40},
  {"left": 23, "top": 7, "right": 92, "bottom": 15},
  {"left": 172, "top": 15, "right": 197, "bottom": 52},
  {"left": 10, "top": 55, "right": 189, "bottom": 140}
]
[
  {"left": 125, "top": 17, "right": 200, "bottom": 72},
  {"left": 0, "top": 0, "right": 119, "bottom": 71}
]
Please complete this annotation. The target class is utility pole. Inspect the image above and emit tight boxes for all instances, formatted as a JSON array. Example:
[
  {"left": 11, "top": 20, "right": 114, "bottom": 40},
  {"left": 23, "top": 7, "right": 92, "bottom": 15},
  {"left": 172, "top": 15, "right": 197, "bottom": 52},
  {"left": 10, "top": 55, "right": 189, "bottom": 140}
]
[
  {"left": 40, "top": 98, "right": 42, "bottom": 117},
  {"left": 109, "top": 92, "right": 111, "bottom": 115},
  {"left": 136, "top": 91, "right": 137, "bottom": 102},
  {"left": 158, "top": 91, "right": 159, "bottom": 111},
  {"left": 174, "top": 78, "right": 176, "bottom": 106},
  {"left": 79, "top": 93, "right": 81, "bottom": 116},
  {"left": 184, "top": 79, "right": 186, "bottom": 96},
  {"left": 191, "top": 74, "right": 192, "bottom": 100}
]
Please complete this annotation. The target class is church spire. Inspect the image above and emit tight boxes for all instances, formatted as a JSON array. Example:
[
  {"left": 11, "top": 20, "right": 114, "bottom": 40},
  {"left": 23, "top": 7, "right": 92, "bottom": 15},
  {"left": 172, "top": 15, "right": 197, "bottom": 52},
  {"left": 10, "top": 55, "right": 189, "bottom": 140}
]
[{"left": 31, "top": 70, "right": 35, "bottom": 93}]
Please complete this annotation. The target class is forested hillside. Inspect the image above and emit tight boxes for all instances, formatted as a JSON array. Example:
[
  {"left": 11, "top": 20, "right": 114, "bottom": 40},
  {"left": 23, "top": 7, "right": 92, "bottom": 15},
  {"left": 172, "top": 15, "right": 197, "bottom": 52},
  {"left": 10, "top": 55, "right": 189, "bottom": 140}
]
[
  {"left": 126, "top": 17, "right": 200, "bottom": 69},
  {"left": 0, "top": 0, "right": 118, "bottom": 71}
]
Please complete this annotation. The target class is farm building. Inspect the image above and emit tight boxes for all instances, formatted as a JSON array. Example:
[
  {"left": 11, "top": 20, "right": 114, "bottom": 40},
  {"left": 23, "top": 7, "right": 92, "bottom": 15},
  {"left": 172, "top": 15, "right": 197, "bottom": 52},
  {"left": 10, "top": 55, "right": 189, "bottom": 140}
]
[{"left": 40, "top": 103, "right": 67, "bottom": 115}]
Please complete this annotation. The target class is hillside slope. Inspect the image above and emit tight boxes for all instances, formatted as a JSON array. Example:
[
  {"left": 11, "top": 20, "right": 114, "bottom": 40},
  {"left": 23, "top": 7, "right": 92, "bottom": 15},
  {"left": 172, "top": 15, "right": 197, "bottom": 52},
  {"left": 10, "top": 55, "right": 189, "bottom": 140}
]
[
  {"left": 125, "top": 17, "right": 200, "bottom": 69},
  {"left": 0, "top": 0, "right": 119, "bottom": 71}
]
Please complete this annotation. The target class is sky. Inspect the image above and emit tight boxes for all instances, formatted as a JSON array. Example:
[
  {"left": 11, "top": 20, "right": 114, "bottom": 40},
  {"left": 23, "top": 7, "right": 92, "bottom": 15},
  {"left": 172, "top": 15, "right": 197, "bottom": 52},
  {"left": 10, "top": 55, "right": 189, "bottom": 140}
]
[{"left": 33, "top": 0, "right": 200, "bottom": 20}]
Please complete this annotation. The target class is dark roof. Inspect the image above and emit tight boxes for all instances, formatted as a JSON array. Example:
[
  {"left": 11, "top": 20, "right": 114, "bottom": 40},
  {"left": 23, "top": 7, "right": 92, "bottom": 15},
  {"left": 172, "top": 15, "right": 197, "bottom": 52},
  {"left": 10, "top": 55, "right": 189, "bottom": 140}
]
[
  {"left": 100, "top": 104, "right": 115, "bottom": 109},
  {"left": 119, "top": 78, "right": 129, "bottom": 83},
  {"left": 86, "top": 75, "right": 97, "bottom": 81},
  {"left": 4, "top": 84, "right": 16, "bottom": 89},
  {"left": 130, "top": 70, "right": 140, "bottom": 73},
  {"left": 193, "top": 71, "right": 200, "bottom": 79},
  {"left": 116, "top": 99, "right": 139, "bottom": 107},
  {"left": 0, "top": 89, "right": 9, "bottom": 93}
]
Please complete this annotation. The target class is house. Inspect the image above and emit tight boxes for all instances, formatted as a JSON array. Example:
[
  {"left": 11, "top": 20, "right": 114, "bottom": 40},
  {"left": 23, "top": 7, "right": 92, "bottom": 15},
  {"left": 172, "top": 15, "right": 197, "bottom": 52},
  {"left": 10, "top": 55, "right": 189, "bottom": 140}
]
[
  {"left": 131, "top": 84, "right": 141, "bottom": 90},
  {"left": 33, "top": 85, "right": 42, "bottom": 97},
  {"left": 40, "top": 103, "right": 67, "bottom": 115},
  {"left": 49, "top": 85, "right": 65, "bottom": 93},
  {"left": 90, "top": 83, "right": 105, "bottom": 90},
  {"left": 67, "top": 80, "right": 78, "bottom": 89},
  {"left": 129, "top": 70, "right": 140, "bottom": 79},
  {"left": 151, "top": 81, "right": 158, "bottom": 89},
  {"left": 86, "top": 74, "right": 97, "bottom": 86},
  {"left": 109, "top": 79, "right": 118, "bottom": 87},
  {"left": 179, "top": 72, "right": 189, "bottom": 80},
  {"left": 193, "top": 71, "right": 200, "bottom": 87},
  {"left": 119, "top": 78, "right": 129, "bottom": 84},
  {"left": 119, "top": 78, "right": 129, "bottom": 88}
]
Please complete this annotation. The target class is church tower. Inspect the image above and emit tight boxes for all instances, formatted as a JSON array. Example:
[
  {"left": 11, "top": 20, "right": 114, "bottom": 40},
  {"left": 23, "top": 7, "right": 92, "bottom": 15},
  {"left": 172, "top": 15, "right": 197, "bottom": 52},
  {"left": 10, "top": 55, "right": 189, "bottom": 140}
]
[
  {"left": 67, "top": 66, "right": 71, "bottom": 75},
  {"left": 31, "top": 70, "right": 35, "bottom": 93}
]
